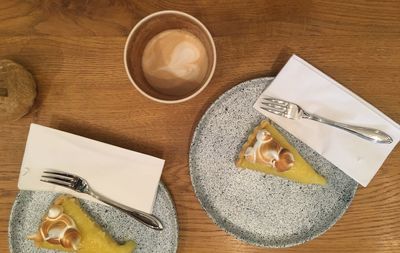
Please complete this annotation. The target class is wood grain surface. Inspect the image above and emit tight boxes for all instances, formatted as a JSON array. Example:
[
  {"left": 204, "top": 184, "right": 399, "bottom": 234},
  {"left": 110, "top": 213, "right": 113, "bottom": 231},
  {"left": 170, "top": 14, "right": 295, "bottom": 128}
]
[{"left": 1, "top": 1, "right": 399, "bottom": 252}]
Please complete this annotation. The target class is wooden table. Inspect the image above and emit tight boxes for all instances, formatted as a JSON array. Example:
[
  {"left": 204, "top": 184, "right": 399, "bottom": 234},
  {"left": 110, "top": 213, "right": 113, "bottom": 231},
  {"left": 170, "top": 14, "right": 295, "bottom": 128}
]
[{"left": 1, "top": 1, "right": 399, "bottom": 252}]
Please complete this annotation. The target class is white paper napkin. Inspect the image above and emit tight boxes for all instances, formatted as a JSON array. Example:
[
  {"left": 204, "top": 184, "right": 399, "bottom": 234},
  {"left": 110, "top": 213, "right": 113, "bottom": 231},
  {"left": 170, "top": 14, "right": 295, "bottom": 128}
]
[
  {"left": 254, "top": 55, "right": 400, "bottom": 186},
  {"left": 18, "top": 124, "right": 165, "bottom": 213}
]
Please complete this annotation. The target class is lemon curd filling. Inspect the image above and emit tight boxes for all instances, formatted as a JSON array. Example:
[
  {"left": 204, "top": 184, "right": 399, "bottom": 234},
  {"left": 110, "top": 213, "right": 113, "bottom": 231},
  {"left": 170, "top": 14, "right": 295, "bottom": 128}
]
[
  {"left": 236, "top": 120, "right": 327, "bottom": 185},
  {"left": 28, "top": 195, "right": 136, "bottom": 253}
]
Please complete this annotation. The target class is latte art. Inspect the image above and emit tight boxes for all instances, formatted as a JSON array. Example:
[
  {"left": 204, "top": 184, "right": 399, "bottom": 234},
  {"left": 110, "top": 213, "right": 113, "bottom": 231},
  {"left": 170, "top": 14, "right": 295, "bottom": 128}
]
[
  {"left": 141, "top": 29, "right": 208, "bottom": 96},
  {"left": 159, "top": 41, "right": 201, "bottom": 80}
]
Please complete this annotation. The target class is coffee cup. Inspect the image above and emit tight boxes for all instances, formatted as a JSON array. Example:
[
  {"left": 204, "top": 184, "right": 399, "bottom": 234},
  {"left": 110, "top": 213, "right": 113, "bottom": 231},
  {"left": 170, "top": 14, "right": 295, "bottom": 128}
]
[{"left": 124, "top": 10, "right": 216, "bottom": 103}]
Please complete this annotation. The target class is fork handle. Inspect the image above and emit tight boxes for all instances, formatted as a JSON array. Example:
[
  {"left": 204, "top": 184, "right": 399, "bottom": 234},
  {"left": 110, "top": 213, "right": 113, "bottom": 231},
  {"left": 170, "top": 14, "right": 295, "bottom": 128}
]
[
  {"left": 303, "top": 112, "right": 393, "bottom": 144},
  {"left": 88, "top": 190, "right": 164, "bottom": 230}
]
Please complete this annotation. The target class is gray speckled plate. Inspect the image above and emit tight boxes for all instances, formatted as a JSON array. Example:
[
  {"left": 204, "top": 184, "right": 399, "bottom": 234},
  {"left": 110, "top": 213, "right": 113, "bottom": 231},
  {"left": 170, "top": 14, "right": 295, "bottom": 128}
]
[
  {"left": 189, "top": 77, "right": 358, "bottom": 248},
  {"left": 8, "top": 182, "right": 178, "bottom": 253}
]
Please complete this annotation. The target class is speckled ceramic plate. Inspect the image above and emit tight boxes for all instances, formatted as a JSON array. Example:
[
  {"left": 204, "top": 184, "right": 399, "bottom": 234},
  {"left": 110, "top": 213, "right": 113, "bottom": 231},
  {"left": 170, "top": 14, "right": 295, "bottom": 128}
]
[
  {"left": 8, "top": 182, "right": 178, "bottom": 253},
  {"left": 189, "top": 77, "right": 358, "bottom": 248}
]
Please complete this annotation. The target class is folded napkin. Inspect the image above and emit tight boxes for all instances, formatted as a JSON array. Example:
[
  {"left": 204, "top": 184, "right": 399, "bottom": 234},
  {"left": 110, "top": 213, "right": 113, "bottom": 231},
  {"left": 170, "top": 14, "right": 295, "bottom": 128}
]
[
  {"left": 18, "top": 124, "right": 164, "bottom": 213},
  {"left": 254, "top": 55, "right": 400, "bottom": 186}
]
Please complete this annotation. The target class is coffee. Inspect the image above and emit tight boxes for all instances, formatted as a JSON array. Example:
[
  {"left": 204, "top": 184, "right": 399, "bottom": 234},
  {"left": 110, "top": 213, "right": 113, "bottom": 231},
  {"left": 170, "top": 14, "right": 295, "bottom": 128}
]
[
  {"left": 141, "top": 29, "right": 208, "bottom": 96},
  {"left": 124, "top": 10, "right": 216, "bottom": 103}
]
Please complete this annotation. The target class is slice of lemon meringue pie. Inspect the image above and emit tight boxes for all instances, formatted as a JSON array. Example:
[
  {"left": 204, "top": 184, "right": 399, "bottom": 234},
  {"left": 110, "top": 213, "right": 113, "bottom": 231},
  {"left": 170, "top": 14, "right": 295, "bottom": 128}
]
[
  {"left": 236, "top": 120, "right": 327, "bottom": 185},
  {"left": 28, "top": 195, "right": 136, "bottom": 253}
]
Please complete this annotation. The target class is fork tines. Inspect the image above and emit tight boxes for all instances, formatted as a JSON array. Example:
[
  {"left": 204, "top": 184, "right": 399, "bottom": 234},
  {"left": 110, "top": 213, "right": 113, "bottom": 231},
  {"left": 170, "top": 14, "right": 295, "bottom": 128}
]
[
  {"left": 263, "top": 97, "right": 289, "bottom": 105},
  {"left": 260, "top": 97, "right": 289, "bottom": 116},
  {"left": 40, "top": 170, "right": 75, "bottom": 188}
]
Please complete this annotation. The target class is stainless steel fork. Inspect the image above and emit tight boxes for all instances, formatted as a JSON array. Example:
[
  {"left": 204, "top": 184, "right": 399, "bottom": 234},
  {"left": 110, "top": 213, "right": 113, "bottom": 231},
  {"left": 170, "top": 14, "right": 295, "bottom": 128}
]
[
  {"left": 40, "top": 170, "right": 163, "bottom": 230},
  {"left": 261, "top": 97, "right": 393, "bottom": 144}
]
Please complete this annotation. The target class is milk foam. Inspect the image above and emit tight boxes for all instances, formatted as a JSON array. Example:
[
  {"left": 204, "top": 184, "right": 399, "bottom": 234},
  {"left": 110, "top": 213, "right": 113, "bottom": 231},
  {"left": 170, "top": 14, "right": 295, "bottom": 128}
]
[
  {"left": 159, "top": 41, "right": 201, "bottom": 80},
  {"left": 141, "top": 29, "right": 208, "bottom": 95}
]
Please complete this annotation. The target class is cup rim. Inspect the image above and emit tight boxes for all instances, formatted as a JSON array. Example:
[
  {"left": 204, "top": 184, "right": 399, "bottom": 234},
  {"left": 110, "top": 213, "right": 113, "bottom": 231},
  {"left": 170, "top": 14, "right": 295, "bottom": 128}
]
[{"left": 123, "top": 10, "right": 217, "bottom": 104}]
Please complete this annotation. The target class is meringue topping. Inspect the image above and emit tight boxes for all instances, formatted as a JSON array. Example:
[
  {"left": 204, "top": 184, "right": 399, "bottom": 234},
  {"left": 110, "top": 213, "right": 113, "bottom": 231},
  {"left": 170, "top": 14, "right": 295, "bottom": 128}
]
[
  {"left": 28, "top": 199, "right": 81, "bottom": 250},
  {"left": 244, "top": 129, "right": 295, "bottom": 172}
]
